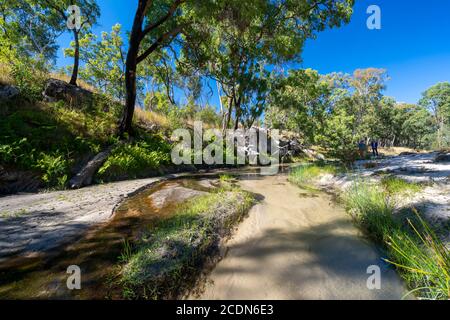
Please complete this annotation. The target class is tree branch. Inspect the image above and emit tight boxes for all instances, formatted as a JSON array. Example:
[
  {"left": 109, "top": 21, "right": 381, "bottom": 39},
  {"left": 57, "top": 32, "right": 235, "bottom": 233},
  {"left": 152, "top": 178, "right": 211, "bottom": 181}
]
[
  {"left": 136, "top": 25, "right": 183, "bottom": 64},
  {"left": 140, "top": 0, "right": 184, "bottom": 41}
]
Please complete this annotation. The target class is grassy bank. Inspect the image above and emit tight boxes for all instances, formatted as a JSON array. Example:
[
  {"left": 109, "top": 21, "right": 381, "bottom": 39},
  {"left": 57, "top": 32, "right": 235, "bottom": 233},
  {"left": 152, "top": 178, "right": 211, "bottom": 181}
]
[
  {"left": 342, "top": 180, "right": 449, "bottom": 300},
  {"left": 289, "top": 165, "right": 449, "bottom": 300},
  {"left": 0, "top": 77, "right": 177, "bottom": 193},
  {"left": 118, "top": 187, "right": 255, "bottom": 299},
  {"left": 342, "top": 178, "right": 450, "bottom": 300}
]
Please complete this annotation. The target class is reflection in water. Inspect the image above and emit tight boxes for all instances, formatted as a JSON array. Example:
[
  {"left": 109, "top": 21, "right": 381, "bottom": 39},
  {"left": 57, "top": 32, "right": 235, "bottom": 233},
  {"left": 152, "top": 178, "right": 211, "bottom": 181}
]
[{"left": 0, "top": 178, "right": 220, "bottom": 299}]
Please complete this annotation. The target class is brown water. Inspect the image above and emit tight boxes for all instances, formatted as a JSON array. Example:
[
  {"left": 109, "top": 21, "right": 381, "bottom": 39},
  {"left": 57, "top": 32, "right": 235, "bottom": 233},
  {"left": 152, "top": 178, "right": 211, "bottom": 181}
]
[{"left": 0, "top": 178, "right": 212, "bottom": 299}]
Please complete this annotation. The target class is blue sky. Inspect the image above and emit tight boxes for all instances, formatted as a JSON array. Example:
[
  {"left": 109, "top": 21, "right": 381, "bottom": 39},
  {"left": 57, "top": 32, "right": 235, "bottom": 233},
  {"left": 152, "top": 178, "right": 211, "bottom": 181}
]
[{"left": 56, "top": 0, "right": 450, "bottom": 105}]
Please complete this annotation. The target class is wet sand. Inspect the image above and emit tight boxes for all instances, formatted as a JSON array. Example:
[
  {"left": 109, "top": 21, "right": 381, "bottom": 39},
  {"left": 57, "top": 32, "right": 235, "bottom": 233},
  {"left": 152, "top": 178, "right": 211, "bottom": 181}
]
[{"left": 194, "top": 175, "right": 407, "bottom": 300}]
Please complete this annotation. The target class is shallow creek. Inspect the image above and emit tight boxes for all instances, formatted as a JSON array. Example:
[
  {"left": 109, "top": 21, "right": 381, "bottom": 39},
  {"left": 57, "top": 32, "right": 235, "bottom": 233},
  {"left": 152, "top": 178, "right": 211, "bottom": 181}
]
[
  {"left": 0, "top": 169, "right": 407, "bottom": 299},
  {"left": 194, "top": 173, "right": 407, "bottom": 299}
]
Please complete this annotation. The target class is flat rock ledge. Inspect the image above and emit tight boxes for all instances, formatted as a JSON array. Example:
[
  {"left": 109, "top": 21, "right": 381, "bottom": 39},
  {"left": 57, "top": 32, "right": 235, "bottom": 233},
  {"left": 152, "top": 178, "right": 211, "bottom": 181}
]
[{"left": 0, "top": 175, "right": 188, "bottom": 262}]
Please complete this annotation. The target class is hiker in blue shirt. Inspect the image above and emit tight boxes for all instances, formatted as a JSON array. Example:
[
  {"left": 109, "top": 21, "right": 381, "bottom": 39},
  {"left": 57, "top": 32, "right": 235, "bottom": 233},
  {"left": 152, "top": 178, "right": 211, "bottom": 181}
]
[{"left": 371, "top": 139, "right": 379, "bottom": 157}]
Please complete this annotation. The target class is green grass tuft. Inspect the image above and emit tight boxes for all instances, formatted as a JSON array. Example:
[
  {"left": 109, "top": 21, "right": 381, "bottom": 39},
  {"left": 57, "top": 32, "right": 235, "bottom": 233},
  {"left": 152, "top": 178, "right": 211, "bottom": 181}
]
[
  {"left": 342, "top": 181, "right": 397, "bottom": 243},
  {"left": 342, "top": 180, "right": 449, "bottom": 300},
  {"left": 289, "top": 163, "right": 340, "bottom": 186},
  {"left": 381, "top": 176, "right": 424, "bottom": 196}
]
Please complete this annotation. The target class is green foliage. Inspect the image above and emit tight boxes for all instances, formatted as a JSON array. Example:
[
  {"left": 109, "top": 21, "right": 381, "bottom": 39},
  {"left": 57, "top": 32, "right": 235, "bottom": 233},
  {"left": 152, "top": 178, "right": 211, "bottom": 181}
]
[
  {"left": 386, "top": 211, "right": 450, "bottom": 300},
  {"left": 267, "top": 67, "right": 442, "bottom": 160},
  {"left": 144, "top": 91, "right": 175, "bottom": 115},
  {"left": 267, "top": 69, "right": 332, "bottom": 140},
  {"left": 342, "top": 180, "right": 449, "bottom": 300},
  {"left": 194, "top": 106, "right": 221, "bottom": 126},
  {"left": 420, "top": 82, "right": 450, "bottom": 149},
  {"left": 289, "top": 163, "right": 340, "bottom": 186},
  {"left": 219, "top": 174, "right": 233, "bottom": 182},
  {"left": 34, "top": 153, "right": 70, "bottom": 188},
  {"left": 66, "top": 24, "right": 126, "bottom": 100},
  {"left": 180, "top": 0, "right": 355, "bottom": 130},
  {"left": 316, "top": 108, "right": 359, "bottom": 164},
  {"left": 381, "top": 176, "right": 423, "bottom": 196},
  {"left": 343, "top": 181, "right": 397, "bottom": 243},
  {"left": 10, "top": 58, "right": 48, "bottom": 101},
  {"left": 0, "top": 0, "right": 63, "bottom": 62},
  {"left": 0, "top": 93, "right": 119, "bottom": 188},
  {"left": 97, "top": 138, "right": 171, "bottom": 181}
]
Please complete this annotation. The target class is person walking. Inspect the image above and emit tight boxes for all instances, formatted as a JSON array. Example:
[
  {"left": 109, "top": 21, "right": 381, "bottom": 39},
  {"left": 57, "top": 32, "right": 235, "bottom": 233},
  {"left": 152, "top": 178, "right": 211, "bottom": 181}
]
[{"left": 371, "top": 139, "right": 379, "bottom": 157}]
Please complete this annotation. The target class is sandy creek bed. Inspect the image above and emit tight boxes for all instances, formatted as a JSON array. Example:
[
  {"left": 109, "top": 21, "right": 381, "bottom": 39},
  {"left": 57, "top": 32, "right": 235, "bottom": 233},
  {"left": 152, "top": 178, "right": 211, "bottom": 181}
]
[
  {"left": 0, "top": 170, "right": 408, "bottom": 299},
  {"left": 192, "top": 174, "right": 407, "bottom": 300}
]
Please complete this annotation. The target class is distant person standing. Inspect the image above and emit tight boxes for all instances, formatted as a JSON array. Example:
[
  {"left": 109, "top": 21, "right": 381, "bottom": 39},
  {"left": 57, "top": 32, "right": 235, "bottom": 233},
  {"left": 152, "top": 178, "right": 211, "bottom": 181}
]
[
  {"left": 358, "top": 140, "right": 367, "bottom": 159},
  {"left": 371, "top": 139, "right": 379, "bottom": 157}
]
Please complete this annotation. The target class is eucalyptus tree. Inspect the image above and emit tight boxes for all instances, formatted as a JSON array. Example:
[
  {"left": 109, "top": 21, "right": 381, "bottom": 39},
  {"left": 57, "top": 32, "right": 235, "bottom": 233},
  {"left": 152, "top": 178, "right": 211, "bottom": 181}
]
[
  {"left": 420, "top": 82, "right": 450, "bottom": 148},
  {"left": 38, "top": 0, "right": 100, "bottom": 86},
  {"left": 0, "top": 0, "right": 62, "bottom": 63},
  {"left": 119, "top": 0, "right": 197, "bottom": 136},
  {"left": 180, "top": 0, "right": 355, "bottom": 131},
  {"left": 119, "top": 0, "right": 355, "bottom": 136},
  {"left": 267, "top": 68, "right": 333, "bottom": 141},
  {"left": 65, "top": 24, "right": 126, "bottom": 100}
]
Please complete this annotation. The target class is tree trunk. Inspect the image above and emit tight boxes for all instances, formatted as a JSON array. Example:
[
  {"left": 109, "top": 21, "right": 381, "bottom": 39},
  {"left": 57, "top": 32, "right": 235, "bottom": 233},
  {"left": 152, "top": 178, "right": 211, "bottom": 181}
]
[
  {"left": 69, "top": 30, "right": 80, "bottom": 86},
  {"left": 69, "top": 146, "right": 114, "bottom": 189},
  {"left": 118, "top": 1, "right": 147, "bottom": 137},
  {"left": 234, "top": 96, "right": 242, "bottom": 130},
  {"left": 234, "top": 112, "right": 240, "bottom": 130},
  {"left": 118, "top": 48, "right": 139, "bottom": 137},
  {"left": 223, "top": 97, "right": 233, "bottom": 134}
]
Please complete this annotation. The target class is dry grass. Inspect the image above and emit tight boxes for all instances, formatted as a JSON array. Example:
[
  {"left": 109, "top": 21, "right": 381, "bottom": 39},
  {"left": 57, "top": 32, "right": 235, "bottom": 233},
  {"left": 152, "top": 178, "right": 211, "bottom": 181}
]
[
  {"left": 0, "top": 63, "right": 13, "bottom": 85},
  {"left": 380, "top": 147, "right": 427, "bottom": 156},
  {"left": 50, "top": 72, "right": 98, "bottom": 93},
  {"left": 135, "top": 108, "right": 170, "bottom": 130},
  {"left": 0, "top": 62, "right": 97, "bottom": 93}
]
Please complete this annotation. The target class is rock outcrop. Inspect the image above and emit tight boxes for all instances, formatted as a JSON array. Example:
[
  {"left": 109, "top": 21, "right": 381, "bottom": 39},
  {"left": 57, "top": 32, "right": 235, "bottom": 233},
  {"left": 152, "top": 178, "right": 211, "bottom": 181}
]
[
  {"left": 42, "top": 78, "right": 94, "bottom": 108},
  {"left": 0, "top": 166, "right": 42, "bottom": 195},
  {"left": 0, "top": 85, "right": 19, "bottom": 100}
]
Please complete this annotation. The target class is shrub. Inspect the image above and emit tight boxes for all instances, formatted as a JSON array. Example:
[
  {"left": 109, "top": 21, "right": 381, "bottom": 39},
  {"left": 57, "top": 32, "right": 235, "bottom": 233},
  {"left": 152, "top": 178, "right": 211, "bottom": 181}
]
[
  {"left": 10, "top": 58, "right": 48, "bottom": 102},
  {"left": 34, "top": 152, "right": 70, "bottom": 188}
]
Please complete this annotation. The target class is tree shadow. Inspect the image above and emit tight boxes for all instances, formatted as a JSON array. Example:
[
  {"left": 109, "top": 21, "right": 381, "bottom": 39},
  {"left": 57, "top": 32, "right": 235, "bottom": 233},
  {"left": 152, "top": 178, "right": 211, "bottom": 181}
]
[{"left": 200, "top": 218, "right": 407, "bottom": 300}]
